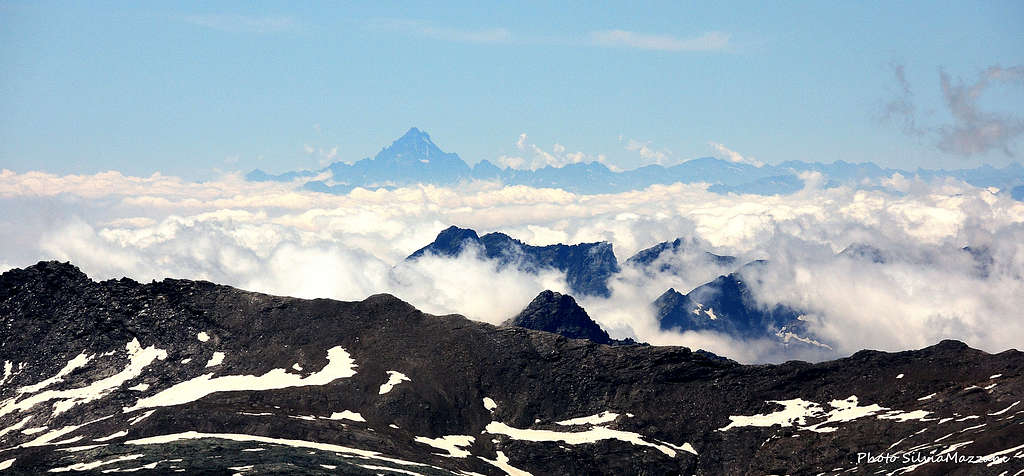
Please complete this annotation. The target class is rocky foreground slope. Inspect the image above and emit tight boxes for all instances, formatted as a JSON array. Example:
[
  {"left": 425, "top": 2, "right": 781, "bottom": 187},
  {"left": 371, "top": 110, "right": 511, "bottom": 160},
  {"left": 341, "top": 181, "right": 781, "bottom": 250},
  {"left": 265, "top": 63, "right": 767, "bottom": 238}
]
[{"left": 0, "top": 262, "right": 1021, "bottom": 475}]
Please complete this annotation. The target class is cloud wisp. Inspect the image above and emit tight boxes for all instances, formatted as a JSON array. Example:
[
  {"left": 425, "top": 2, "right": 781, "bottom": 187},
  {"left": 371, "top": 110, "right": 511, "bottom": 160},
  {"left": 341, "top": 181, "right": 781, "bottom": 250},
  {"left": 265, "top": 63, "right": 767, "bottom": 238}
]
[
  {"left": 937, "top": 65, "right": 1024, "bottom": 157},
  {"left": 708, "top": 142, "right": 764, "bottom": 167},
  {"left": 493, "top": 134, "right": 614, "bottom": 171},
  {"left": 184, "top": 14, "right": 298, "bottom": 34},
  {"left": 2, "top": 168, "right": 1022, "bottom": 363},
  {"left": 588, "top": 30, "right": 730, "bottom": 52},
  {"left": 884, "top": 64, "right": 1024, "bottom": 157},
  {"left": 367, "top": 19, "right": 513, "bottom": 44},
  {"left": 623, "top": 138, "right": 671, "bottom": 165},
  {"left": 367, "top": 19, "right": 730, "bottom": 52}
]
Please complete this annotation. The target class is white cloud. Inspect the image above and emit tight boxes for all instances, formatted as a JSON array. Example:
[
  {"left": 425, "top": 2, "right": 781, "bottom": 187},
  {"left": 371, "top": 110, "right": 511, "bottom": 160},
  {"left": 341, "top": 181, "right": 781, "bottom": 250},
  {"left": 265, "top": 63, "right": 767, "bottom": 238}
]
[
  {"left": 369, "top": 19, "right": 730, "bottom": 53},
  {"left": 493, "top": 134, "right": 615, "bottom": 170},
  {"left": 3, "top": 169, "right": 1023, "bottom": 363},
  {"left": 588, "top": 30, "right": 730, "bottom": 52},
  {"left": 367, "top": 19, "right": 512, "bottom": 44},
  {"left": 184, "top": 14, "right": 297, "bottom": 34},
  {"left": 708, "top": 142, "right": 764, "bottom": 167},
  {"left": 624, "top": 139, "right": 670, "bottom": 165}
]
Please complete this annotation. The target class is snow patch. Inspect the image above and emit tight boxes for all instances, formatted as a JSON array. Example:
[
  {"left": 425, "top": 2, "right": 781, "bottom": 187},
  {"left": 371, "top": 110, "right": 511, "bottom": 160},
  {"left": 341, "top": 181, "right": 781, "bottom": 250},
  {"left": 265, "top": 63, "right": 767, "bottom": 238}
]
[
  {"left": 128, "top": 410, "right": 155, "bottom": 426},
  {"left": 124, "top": 431, "right": 428, "bottom": 467},
  {"left": 357, "top": 464, "right": 422, "bottom": 476},
  {"left": 205, "top": 352, "right": 225, "bottom": 368},
  {"left": 125, "top": 346, "right": 356, "bottom": 412},
  {"left": 48, "top": 454, "right": 145, "bottom": 472},
  {"left": 988, "top": 401, "right": 1020, "bottom": 416},
  {"left": 20, "top": 416, "right": 112, "bottom": 448},
  {"left": 197, "top": 332, "right": 210, "bottom": 342},
  {"left": 482, "top": 398, "right": 497, "bottom": 412},
  {"left": 0, "top": 340, "right": 166, "bottom": 418},
  {"left": 719, "top": 395, "right": 930, "bottom": 433},
  {"left": 378, "top": 371, "right": 410, "bottom": 395},
  {"left": 486, "top": 422, "right": 681, "bottom": 457},
  {"left": 326, "top": 411, "right": 365, "bottom": 422},
  {"left": 57, "top": 444, "right": 106, "bottom": 452},
  {"left": 0, "top": 361, "right": 14, "bottom": 388},
  {"left": 94, "top": 430, "right": 129, "bottom": 442},
  {"left": 478, "top": 451, "right": 533, "bottom": 476},
  {"left": 414, "top": 435, "right": 475, "bottom": 458},
  {"left": 556, "top": 411, "right": 619, "bottom": 426},
  {"left": 718, "top": 399, "right": 820, "bottom": 431},
  {"left": 0, "top": 416, "right": 32, "bottom": 439},
  {"left": 878, "top": 410, "right": 933, "bottom": 422},
  {"left": 18, "top": 353, "right": 92, "bottom": 394}
]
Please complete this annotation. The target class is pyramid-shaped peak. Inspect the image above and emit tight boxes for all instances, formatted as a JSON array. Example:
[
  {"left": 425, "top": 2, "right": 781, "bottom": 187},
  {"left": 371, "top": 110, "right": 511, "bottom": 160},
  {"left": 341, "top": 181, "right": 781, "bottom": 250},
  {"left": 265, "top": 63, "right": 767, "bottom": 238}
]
[
  {"left": 396, "top": 127, "right": 433, "bottom": 143},
  {"left": 504, "top": 290, "right": 613, "bottom": 345},
  {"left": 375, "top": 127, "right": 459, "bottom": 163}
]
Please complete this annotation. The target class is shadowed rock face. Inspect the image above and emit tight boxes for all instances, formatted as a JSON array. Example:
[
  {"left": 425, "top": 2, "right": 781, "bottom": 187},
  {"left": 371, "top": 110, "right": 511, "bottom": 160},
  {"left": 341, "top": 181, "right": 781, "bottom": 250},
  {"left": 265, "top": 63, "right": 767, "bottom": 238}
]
[
  {"left": 653, "top": 270, "right": 801, "bottom": 339},
  {"left": 503, "top": 290, "right": 614, "bottom": 345},
  {"left": 0, "top": 261, "right": 1021, "bottom": 475},
  {"left": 407, "top": 226, "right": 620, "bottom": 297}
]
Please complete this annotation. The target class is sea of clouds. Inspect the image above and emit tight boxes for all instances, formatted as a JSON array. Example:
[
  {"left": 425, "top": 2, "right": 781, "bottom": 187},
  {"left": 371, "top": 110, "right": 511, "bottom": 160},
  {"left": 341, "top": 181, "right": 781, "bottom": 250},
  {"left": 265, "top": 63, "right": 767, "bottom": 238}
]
[{"left": 2, "top": 168, "right": 1022, "bottom": 363}]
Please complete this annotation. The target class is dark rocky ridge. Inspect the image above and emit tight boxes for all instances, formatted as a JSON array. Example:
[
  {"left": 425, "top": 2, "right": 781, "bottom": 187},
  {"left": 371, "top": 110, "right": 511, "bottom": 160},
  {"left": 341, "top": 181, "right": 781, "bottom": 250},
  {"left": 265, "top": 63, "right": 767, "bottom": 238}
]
[
  {"left": 407, "top": 226, "right": 620, "bottom": 297},
  {"left": 0, "top": 261, "right": 1019, "bottom": 474}
]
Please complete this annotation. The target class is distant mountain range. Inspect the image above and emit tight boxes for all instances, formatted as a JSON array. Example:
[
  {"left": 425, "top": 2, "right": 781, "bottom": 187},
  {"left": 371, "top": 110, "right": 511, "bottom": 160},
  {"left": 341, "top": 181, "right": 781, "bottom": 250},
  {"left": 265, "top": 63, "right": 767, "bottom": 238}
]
[
  {"left": 407, "top": 226, "right": 832, "bottom": 356},
  {"left": 406, "top": 226, "right": 1000, "bottom": 360},
  {"left": 248, "top": 127, "right": 1024, "bottom": 196}
]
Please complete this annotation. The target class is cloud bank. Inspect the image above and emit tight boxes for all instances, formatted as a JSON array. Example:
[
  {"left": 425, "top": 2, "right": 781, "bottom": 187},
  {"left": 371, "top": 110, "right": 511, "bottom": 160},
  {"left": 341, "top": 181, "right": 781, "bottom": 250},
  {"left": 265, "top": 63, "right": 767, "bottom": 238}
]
[{"left": 2, "top": 168, "right": 1022, "bottom": 363}]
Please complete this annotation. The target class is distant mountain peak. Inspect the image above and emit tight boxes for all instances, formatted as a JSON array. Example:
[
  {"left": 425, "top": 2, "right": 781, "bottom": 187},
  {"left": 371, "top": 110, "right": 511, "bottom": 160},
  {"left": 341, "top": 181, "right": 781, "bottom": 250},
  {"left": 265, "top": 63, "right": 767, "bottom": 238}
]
[
  {"left": 378, "top": 127, "right": 444, "bottom": 159},
  {"left": 396, "top": 127, "right": 432, "bottom": 144},
  {"left": 503, "top": 290, "right": 615, "bottom": 345}
]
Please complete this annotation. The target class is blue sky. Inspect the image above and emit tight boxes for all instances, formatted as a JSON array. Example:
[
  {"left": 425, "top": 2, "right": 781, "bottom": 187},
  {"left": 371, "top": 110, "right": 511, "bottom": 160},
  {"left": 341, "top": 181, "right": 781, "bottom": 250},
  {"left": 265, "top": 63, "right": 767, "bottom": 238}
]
[{"left": 1, "top": 1, "right": 1022, "bottom": 179}]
